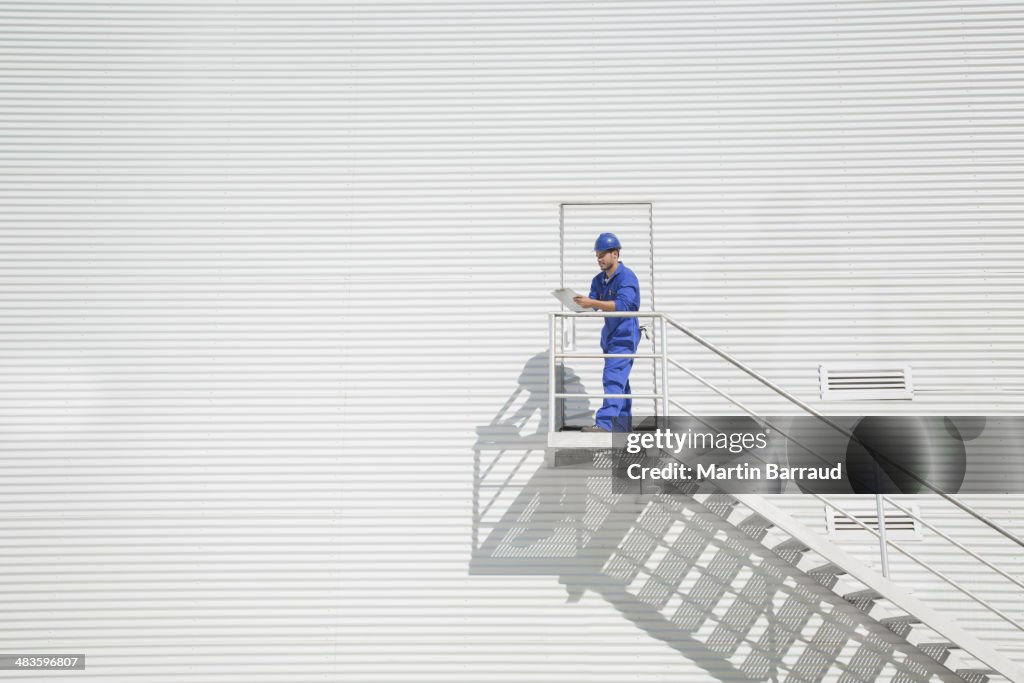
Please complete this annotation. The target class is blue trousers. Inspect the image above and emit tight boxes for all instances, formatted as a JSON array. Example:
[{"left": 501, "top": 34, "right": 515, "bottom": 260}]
[{"left": 595, "top": 346, "right": 634, "bottom": 432}]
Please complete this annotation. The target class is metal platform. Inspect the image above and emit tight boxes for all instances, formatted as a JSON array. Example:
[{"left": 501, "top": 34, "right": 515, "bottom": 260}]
[{"left": 546, "top": 429, "right": 615, "bottom": 450}]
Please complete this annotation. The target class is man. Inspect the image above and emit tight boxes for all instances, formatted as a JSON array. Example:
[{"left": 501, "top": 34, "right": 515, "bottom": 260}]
[{"left": 573, "top": 232, "right": 641, "bottom": 432}]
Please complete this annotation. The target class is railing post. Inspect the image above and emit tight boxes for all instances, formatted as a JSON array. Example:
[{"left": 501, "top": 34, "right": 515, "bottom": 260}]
[
  {"left": 659, "top": 315, "right": 669, "bottom": 423},
  {"left": 649, "top": 315, "right": 659, "bottom": 419},
  {"left": 548, "top": 313, "right": 557, "bottom": 433},
  {"left": 876, "top": 494, "right": 890, "bottom": 577}
]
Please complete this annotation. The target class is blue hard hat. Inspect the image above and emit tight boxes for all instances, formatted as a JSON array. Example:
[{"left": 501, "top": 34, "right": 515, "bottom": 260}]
[{"left": 594, "top": 232, "right": 622, "bottom": 251}]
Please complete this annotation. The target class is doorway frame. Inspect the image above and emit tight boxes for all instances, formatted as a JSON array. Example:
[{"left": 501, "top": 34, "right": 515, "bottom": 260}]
[{"left": 557, "top": 201, "right": 658, "bottom": 426}]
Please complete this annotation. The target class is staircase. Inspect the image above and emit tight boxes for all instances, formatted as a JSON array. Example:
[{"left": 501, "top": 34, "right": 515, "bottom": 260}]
[{"left": 545, "top": 310, "right": 1024, "bottom": 683}]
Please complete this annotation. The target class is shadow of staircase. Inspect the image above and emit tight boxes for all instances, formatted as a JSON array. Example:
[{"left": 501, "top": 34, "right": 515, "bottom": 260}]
[
  {"left": 471, "top": 353, "right": 1016, "bottom": 683},
  {"left": 472, "top": 449, "right": 990, "bottom": 683}
]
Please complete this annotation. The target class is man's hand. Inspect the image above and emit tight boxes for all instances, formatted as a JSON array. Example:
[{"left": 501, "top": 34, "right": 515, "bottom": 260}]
[
  {"left": 573, "top": 295, "right": 596, "bottom": 308},
  {"left": 575, "top": 295, "right": 618, "bottom": 312}
]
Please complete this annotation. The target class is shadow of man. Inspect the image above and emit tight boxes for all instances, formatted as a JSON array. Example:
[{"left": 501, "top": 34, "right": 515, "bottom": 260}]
[{"left": 471, "top": 351, "right": 590, "bottom": 554}]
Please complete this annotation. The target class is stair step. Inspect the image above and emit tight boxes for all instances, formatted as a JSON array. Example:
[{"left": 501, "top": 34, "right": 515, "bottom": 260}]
[
  {"left": 879, "top": 614, "right": 922, "bottom": 637},
  {"left": 879, "top": 615, "right": 922, "bottom": 626},
  {"left": 917, "top": 641, "right": 960, "bottom": 664},
  {"left": 700, "top": 493, "right": 739, "bottom": 517},
  {"left": 737, "top": 513, "right": 772, "bottom": 530},
  {"left": 956, "top": 669, "right": 998, "bottom": 683},
  {"left": 701, "top": 493, "right": 738, "bottom": 506},
  {"left": 735, "top": 513, "right": 773, "bottom": 540},
  {"left": 774, "top": 538, "right": 810, "bottom": 553},
  {"left": 805, "top": 561, "right": 845, "bottom": 588},
  {"left": 843, "top": 588, "right": 884, "bottom": 611},
  {"left": 547, "top": 430, "right": 614, "bottom": 450}
]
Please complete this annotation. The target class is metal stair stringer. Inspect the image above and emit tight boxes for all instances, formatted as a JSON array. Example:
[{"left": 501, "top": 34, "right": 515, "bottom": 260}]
[{"left": 730, "top": 493, "right": 1024, "bottom": 683}]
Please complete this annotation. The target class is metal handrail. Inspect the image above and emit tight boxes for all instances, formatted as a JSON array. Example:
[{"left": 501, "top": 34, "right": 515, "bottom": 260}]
[
  {"left": 813, "top": 494, "right": 1024, "bottom": 631},
  {"left": 659, "top": 312, "right": 1024, "bottom": 550},
  {"left": 879, "top": 494, "right": 1024, "bottom": 593},
  {"left": 548, "top": 311, "right": 670, "bottom": 432},
  {"left": 548, "top": 308, "right": 1024, "bottom": 633},
  {"left": 554, "top": 393, "right": 662, "bottom": 399},
  {"left": 664, "top": 351, "right": 1024, "bottom": 631},
  {"left": 557, "top": 353, "right": 660, "bottom": 359}
]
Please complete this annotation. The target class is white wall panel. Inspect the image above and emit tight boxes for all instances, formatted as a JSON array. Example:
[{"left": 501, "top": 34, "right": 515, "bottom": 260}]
[{"left": 2, "top": 2, "right": 1023, "bottom": 681}]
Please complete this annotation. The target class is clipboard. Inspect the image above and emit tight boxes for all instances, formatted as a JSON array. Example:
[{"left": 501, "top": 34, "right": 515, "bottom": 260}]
[{"left": 551, "top": 287, "right": 586, "bottom": 312}]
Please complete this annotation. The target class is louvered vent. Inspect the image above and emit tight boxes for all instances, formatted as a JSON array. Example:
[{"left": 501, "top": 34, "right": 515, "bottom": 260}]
[
  {"left": 819, "top": 364, "right": 914, "bottom": 401},
  {"left": 826, "top": 502, "right": 922, "bottom": 540}
]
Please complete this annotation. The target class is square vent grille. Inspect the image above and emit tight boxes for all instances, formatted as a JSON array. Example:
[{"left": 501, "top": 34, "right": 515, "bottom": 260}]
[
  {"left": 825, "top": 501, "right": 922, "bottom": 540},
  {"left": 819, "top": 364, "right": 913, "bottom": 401}
]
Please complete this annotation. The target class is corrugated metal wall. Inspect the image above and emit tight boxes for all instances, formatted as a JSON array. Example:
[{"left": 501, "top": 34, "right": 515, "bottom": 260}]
[{"left": 2, "top": 2, "right": 1022, "bottom": 681}]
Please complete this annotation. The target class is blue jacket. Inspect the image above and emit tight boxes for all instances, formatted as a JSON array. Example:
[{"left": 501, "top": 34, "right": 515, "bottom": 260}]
[{"left": 589, "top": 262, "right": 641, "bottom": 351}]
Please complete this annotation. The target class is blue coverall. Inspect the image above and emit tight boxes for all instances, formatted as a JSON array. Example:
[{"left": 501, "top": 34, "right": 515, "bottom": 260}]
[{"left": 589, "top": 263, "right": 641, "bottom": 432}]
